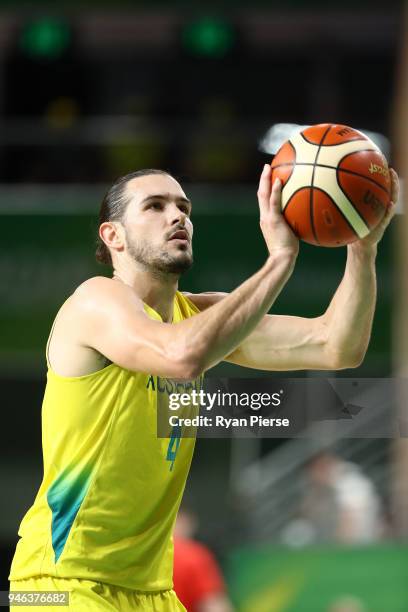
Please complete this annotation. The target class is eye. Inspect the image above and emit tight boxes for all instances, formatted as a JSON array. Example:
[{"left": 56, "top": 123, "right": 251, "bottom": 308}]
[
  {"left": 178, "top": 204, "right": 190, "bottom": 215},
  {"left": 149, "top": 201, "right": 163, "bottom": 211}
]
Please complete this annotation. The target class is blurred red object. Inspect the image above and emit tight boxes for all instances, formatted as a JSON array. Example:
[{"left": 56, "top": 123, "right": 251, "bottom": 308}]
[{"left": 173, "top": 537, "right": 228, "bottom": 612}]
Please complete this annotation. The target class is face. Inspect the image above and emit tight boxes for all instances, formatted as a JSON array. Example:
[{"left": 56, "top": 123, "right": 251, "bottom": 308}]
[
  {"left": 307, "top": 455, "right": 333, "bottom": 486},
  {"left": 121, "top": 173, "right": 194, "bottom": 275}
]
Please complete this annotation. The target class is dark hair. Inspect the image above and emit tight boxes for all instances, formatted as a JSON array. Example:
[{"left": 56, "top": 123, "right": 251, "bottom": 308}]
[{"left": 96, "top": 168, "right": 173, "bottom": 265}]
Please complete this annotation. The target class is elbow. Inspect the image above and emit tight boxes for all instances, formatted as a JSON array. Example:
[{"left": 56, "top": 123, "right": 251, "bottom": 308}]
[
  {"left": 174, "top": 359, "right": 204, "bottom": 380},
  {"left": 348, "top": 351, "right": 366, "bottom": 369},
  {"left": 166, "top": 341, "right": 205, "bottom": 380},
  {"left": 326, "top": 347, "right": 366, "bottom": 370}
]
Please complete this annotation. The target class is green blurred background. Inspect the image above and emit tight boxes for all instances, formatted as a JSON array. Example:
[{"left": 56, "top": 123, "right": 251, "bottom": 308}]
[{"left": 0, "top": 2, "right": 406, "bottom": 610}]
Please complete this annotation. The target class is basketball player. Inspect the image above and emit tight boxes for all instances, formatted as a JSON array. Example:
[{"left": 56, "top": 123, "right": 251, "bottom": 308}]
[{"left": 9, "top": 165, "right": 399, "bottom": 611}]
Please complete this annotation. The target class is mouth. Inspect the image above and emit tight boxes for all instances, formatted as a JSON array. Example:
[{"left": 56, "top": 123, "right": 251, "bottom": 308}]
[{"left": 168, "top": 230, "right": 189, "bottom": 242}]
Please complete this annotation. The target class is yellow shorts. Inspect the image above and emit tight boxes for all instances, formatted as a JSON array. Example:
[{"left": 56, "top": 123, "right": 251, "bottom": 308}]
[{"left": 10, "top": 576, "right": 186, "bottom": 611}]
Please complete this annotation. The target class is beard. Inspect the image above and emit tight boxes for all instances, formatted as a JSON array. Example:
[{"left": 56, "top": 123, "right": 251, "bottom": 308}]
[{"left": 126, "top": 231, "right": 193, "bottom": 276}]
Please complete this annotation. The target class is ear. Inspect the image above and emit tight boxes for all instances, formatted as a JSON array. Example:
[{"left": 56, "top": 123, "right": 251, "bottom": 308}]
[{"left": 99, "top": 221, "right": 125, "bottom": 257}]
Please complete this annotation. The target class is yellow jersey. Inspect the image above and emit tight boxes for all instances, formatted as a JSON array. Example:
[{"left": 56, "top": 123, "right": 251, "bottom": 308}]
[{"left": 9, "top": 290, "right": 202, "bottom": 592}]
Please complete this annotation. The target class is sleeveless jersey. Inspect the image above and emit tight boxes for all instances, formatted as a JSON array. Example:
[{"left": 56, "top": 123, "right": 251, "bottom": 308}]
[{"left": 9, "top": 290, "right": 202, "bottom": 592}]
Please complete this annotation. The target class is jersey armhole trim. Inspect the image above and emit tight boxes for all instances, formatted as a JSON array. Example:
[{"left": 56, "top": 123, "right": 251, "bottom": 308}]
[{"left": 45, "top": 297, "right": 115, "bottom": 380}]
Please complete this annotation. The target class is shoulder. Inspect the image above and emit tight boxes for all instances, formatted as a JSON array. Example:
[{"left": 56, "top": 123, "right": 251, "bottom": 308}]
[
  {"left": 74, "top": 276, "right": 138, "bottom": 302},
  {"left": 181, "top": 291, "right": 228, "bottom": 312},
  {"left": 75, "top": 276, "right": 120, "bottom": 297},
  {"left": 68, "top": 276, "right": 144, "bottom": 318}
]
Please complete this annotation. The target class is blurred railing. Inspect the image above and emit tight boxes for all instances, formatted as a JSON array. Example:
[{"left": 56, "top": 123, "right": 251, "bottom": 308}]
[{"left": 233, "top": 385, "right": 397, "bottom": 543}]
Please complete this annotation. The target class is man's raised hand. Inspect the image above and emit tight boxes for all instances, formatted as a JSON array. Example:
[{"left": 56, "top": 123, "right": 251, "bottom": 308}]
[{"left": 257, "top": 164, "right": 299, "bottom": 258}]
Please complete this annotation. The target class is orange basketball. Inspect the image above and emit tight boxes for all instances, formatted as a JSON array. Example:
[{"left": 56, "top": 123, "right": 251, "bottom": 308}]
[{"left": 271, "top": 123, "right": 391, "bottom": 247}]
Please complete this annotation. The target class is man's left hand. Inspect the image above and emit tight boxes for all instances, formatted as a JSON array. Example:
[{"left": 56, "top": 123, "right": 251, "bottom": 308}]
[{"left": 350, "top": 167, "right": 399, "bottom": 253}]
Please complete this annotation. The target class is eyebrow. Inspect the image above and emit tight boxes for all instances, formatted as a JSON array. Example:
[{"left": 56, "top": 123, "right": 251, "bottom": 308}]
[{"left": 140, "top": 193, "right": 192, "bottom": 211}]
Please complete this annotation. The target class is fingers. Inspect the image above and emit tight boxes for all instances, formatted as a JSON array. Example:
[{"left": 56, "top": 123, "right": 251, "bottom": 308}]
[
  {"left": 257, "top": 164, "right": 283, "bottom": 218},
  {"left": 257, "top": 164, "right": 272, "bottom": 208},
  {"left": 389, "top": 167, "right": 400, "bottom": 205},
  {"left": 377, "top": 192, "right": 397, "bottom": 238},
  {"left": 270, "top": 177, "right": 282, "bottom": 213},
  {"left": 380, "top": 167, "right": 399, "bottom": 227},
  {"left": 382, "top": 200, "right": 397, "bottom": 229}
]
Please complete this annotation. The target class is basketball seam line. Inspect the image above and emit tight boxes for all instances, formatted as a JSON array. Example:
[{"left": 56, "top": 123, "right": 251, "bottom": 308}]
[
  {"left": 283, "top": 185, "right": 359, "bottom": 241},
  {"left": 322, "top": 126, "right": 371, "bottom": 235},
  {"left": 336, "top": 151, "right": 390, "bottom": 195},
  {"left": 312, "top": 186, "right": 360, "bottom": 239},
  {"left": 273, "top": 141, "right": 296, "bottom": 188},
  {"left": 270, "top": 162, "right": 389, "bottom": 195},
  {"left": 336, "top": 168, "right": 371, "bottom": 234},
  {"left": 301, "top": 132, "right": 367, "bottom": 147},
  {"left": 309, "top": 125, "right": 332, "bottom": 244}
]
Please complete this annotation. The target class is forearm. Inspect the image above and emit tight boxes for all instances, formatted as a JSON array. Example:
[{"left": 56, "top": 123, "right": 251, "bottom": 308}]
[
  {"left": 176, "top": 251, "right": 296, "bottom": 373},
  {"left": 323, "top": 244, "right": 377, "bottom": 365},
  {"left": 302, "top": 167, "right": 398, "bottom": 369}
]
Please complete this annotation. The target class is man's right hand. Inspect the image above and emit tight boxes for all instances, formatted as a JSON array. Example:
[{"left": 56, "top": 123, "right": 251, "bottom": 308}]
[{"left": 257, "top": 164, "right": 299, "bottom": 258}]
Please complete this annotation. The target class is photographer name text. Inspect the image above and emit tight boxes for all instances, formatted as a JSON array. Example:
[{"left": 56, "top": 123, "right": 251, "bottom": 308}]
[{"left": 168, "top": 415, "right": 290, "bottom": 428}]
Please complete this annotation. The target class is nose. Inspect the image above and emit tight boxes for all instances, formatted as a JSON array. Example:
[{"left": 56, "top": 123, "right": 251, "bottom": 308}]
[{"left": 169, "top": 204, "right": 187, "bottom": 226}]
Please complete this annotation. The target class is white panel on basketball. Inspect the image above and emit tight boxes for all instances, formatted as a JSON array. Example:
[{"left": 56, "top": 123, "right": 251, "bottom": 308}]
[
  {"left": 318, "top": 139, "right": 378, "bottom": 168},
  {"left": 313, "top": 166, "right": 370, "bottom": 238},
  {"left": 290, "top": 132, "right": 320, "bottom": 163},
  {"left": 281, "top": 164, "right": 314, "bottom": 211}
]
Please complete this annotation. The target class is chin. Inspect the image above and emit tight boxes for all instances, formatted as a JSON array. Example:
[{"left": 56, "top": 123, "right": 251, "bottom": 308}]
[
  {"left": 149, "top": 249, "right": 191, "bottom": 275},
  {"left": 165, "top": 254, "right": 193, "bottom": 275},
  {"left": 172, "top": 259, "right": 193, "bottom": 275}
]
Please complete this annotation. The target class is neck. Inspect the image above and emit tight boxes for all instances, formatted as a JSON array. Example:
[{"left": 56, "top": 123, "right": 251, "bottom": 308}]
[{"left": 112, "top": 263, "right": 179, "bottom": 323}]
